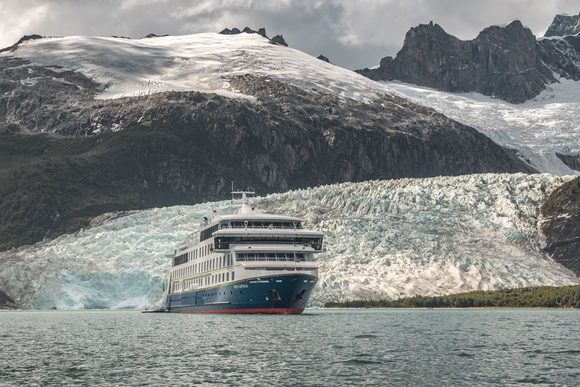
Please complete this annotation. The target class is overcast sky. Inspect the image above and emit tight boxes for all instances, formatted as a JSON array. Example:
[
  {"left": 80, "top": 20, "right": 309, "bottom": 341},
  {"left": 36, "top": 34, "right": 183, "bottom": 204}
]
[{"left": 0, "top": 0, "right": 578, "bottom": 69}]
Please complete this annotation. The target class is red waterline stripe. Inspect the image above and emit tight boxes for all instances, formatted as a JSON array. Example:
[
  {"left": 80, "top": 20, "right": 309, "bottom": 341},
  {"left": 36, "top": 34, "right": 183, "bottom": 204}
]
[{"left": 175, "top": 308, "right": 305, "bottom": 315}]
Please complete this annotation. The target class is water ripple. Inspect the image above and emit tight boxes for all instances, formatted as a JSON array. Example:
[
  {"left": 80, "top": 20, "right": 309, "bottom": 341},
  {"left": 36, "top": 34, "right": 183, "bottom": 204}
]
[{"left": 0, "top": 309, "right": 578, "bottom": 386}]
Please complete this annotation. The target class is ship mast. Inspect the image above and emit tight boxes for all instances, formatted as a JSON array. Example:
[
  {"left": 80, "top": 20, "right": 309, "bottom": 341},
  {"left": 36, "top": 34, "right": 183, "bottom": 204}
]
[{"left": 231, "top": 190, "right": 256, "bottom": 214}]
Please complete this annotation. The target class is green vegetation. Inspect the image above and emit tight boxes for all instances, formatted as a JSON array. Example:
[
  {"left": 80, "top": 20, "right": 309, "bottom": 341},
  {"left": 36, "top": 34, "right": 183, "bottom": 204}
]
[
  {"left": 0, "top": 118, "right": 278, "bottom": 250},
  {"left": 0, "top": 124, "right": 198, "bottom": 250},
  {"left": 324, "top": 285, "right": 580, "bottom": 309},
  {"left": 541, "top": 176, "right": 580, "bottom": 219},
  {"left": 540, "top": 177, "right": 580, "bottom": 276}
]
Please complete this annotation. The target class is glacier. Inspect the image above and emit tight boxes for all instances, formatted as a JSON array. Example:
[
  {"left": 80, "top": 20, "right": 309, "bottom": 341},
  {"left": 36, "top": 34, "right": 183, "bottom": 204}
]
[
  {"left": 385, "top": 80, "right": 580, "bottom": 175},
  {"left": 0, "top": 173, "right": 578, "bottom": 310}
]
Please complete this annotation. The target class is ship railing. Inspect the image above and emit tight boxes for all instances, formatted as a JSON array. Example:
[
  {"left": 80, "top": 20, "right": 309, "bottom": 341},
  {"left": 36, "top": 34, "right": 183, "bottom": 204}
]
[{"left": 177, "top": 232, "right": 199, "bottom": 250}]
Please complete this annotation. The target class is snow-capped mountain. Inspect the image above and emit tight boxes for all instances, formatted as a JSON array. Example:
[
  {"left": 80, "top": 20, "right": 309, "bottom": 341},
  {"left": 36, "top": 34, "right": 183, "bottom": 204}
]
[
  {"left": 5, "top": 32, "right": 391, "bottom": 102},
  {"left": 358, "top": 18, "right": 580, "bottom": 103},
  {"left": 357, "top": 15, "right": 580, "bottom": 175},
  {"left": 0, "top": 173, "right": 577, "bottom": 309},
  {"left": 0, "top": 31, "right": 531, "bottom": 250}
]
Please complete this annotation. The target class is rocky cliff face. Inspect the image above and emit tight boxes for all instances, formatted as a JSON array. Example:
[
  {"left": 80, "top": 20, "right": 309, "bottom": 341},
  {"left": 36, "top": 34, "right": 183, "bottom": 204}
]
[
  {"left": 544, "top": 12, "right": 580, "bottom": 37},
  {"left": 540, "top": 177, "right": 580, "bottom": 276},
  {"left": 538, "top": 34, "right": 580, "bottom": 81},
  {"left": 358, "top": 19, "right": 580, "bottom": 103}
]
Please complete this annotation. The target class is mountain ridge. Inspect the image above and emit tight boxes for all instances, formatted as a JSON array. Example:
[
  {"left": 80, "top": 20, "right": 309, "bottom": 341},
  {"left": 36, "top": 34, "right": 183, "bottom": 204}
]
[
  {"left": 358, "top": 18, "right": 580, "bottom": 103},
  {"left": 544, "top": 12, "right": 580, "bottom": 37}
]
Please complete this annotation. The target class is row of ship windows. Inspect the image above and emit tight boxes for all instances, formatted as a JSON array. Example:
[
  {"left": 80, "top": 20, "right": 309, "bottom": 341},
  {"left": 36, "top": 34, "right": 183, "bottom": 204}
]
[
  {"left": 174, "top": 243, "right": 215, "bottom": 266},
  {"left": 174, "top": 254, "right": 233, "bottom": 279},
  {"left": 223, "top": 221, "right": 303, "bottom": 229},
  {"left": 236, "top": 252, "right": 311, "bottom": 262},
  {"left": 172, "top": 271, "right": 235, "bottom": 293}
]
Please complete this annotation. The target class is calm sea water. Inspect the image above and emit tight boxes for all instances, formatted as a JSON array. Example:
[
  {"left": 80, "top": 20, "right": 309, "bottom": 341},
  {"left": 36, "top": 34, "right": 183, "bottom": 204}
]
[{"left": 0, "top": 309, "right": 579, "bottom": 386}]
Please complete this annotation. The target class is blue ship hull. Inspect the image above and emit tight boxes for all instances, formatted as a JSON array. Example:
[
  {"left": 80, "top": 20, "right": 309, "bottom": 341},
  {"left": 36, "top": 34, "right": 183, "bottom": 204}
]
[{"left": 165, "top": 273, "right": 317, "bottom": 314}]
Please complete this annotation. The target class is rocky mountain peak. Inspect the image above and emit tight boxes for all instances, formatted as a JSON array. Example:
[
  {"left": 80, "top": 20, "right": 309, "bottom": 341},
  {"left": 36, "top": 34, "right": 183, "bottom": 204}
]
[
  {"left": 544, "top": 12, "right": 580, "bottom": 37},
  {"left": 316, "top": 54, "right": 330, "bottom": 63},
  {"left": 144, "top": 33, "right": 169, "bottom": 38},
  {"left": 0, "top": 34, "right": 43, "bottom": 53},
  {"left": 219, "top": 27, "right": 268, "bottom": 38},
  {"left": 218, "top": 27, "right": 287, "bottom": 46},
  {"left": 477, "top": 20, "right": 533, "bottom": 41},
  {"left": 356, "top": 16, "right": 580, "bottom": 103},
  {"left": 269, "top": 34, "right": 288, "bottom": 46},
  {"left": 406, "top": 21, "right": 450, "bottom": 38}
]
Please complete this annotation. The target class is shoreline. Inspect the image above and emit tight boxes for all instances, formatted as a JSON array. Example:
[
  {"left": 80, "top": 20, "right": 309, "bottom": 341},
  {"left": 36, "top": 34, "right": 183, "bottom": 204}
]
[{"left": 321, "top": 306, "right": 579, "bottom": 310}]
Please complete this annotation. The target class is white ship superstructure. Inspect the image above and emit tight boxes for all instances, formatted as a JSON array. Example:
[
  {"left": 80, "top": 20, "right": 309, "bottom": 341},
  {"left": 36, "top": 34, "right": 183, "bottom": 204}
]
[{"left": 165, "top": 191, "right": 323, "bottom": 314}]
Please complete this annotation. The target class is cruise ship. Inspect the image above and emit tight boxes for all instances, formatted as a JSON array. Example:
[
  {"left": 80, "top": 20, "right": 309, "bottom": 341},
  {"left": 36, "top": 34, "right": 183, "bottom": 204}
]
[{"left": 165, "top": 191, "right": 324, "bottom": 314}]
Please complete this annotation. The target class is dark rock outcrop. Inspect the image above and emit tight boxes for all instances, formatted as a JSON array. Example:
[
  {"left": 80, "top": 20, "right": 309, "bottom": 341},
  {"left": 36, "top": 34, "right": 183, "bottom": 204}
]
[
  {"left": 219, "top": 27, "right": 267, "bottom": 38},
  {"left": 556, "top": 153, "right": 580, "bottom": 171},
  {"left": 544, "top": 12, "right": 580, "bottom": 37},
  {"left": 220, "top": 27, "right": 267, "bottom": 38},
  {"left": 0, "top": 53, "right": 534, "bottom": 249},
  {"left": 0, "top": 34, "right": 43, "bottom": 53},
  {"left": 317, "top": 54, "right": 330, "bottom": 63},
  {"left": 270, "top": 35, "right": 287, "bottom": 46},
  {"left": 538, "top": 34, "right": 580, "bottom": 80},
  {"left": 144, "top": 33, "right": 169, "bottom": 38},
  {"left": 541, "top": 177, "right": 580, "bottom": 276},
  {"left": 221, "top": 27, "right": 242, "bottom": 35},
  {"left": 0, "top": 290, "right": 18, "bottom": 309},
  {"left": 358, "top": 21, "right": 559, "bottom": 103}
]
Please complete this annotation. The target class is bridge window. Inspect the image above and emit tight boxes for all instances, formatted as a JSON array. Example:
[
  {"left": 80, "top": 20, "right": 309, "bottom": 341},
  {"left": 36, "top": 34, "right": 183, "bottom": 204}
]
[
  {"left": 215, "top": 236, "right": 322, "bottom": 251},
  {"left": 229, "top": 221, "right": 303, "bottom": 229},
  {"left": 236, "top": 252, "right": 308, "bottom": 261}
]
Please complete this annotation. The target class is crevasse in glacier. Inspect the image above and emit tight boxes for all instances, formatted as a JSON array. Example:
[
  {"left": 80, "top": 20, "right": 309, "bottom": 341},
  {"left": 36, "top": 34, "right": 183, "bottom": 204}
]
[{"left": 0, "top": 173, "right": 577, "bottom": 309}]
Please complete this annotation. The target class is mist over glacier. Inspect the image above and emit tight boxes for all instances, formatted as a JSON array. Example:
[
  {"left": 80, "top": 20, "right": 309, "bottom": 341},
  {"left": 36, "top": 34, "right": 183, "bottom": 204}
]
[{"left": 0, "top": 173, "right": 578, "bottom": 309}]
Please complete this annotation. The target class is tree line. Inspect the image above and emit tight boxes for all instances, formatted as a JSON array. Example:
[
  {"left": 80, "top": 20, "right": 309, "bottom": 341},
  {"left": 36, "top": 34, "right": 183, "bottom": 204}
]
[{"left": 324, "top": 285, "right": 580, "bottom": 308}]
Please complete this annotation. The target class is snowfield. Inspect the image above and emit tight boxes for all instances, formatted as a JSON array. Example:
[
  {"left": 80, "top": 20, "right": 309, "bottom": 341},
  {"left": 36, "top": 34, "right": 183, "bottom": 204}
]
[
  {"left": 0, "top": 173, "right": 577, "bottom": 310},
  {"left": 386, "top": 80, "right": 580, "bottom": 175},
  {"left": 7, "top": 33, "right": 392, "bottom": 102}
]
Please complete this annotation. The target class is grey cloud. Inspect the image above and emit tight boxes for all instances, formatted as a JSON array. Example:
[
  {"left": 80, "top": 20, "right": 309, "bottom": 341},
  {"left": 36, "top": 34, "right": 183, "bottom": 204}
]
[{"left": 0, "top": 0, "right": 577, "bottom": 69}]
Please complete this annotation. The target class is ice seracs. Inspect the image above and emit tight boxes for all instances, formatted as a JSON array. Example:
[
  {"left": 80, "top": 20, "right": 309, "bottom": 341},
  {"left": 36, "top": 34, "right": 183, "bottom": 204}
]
[{"left": 0, "top": 173, "right": 577, "bottom": 309}]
